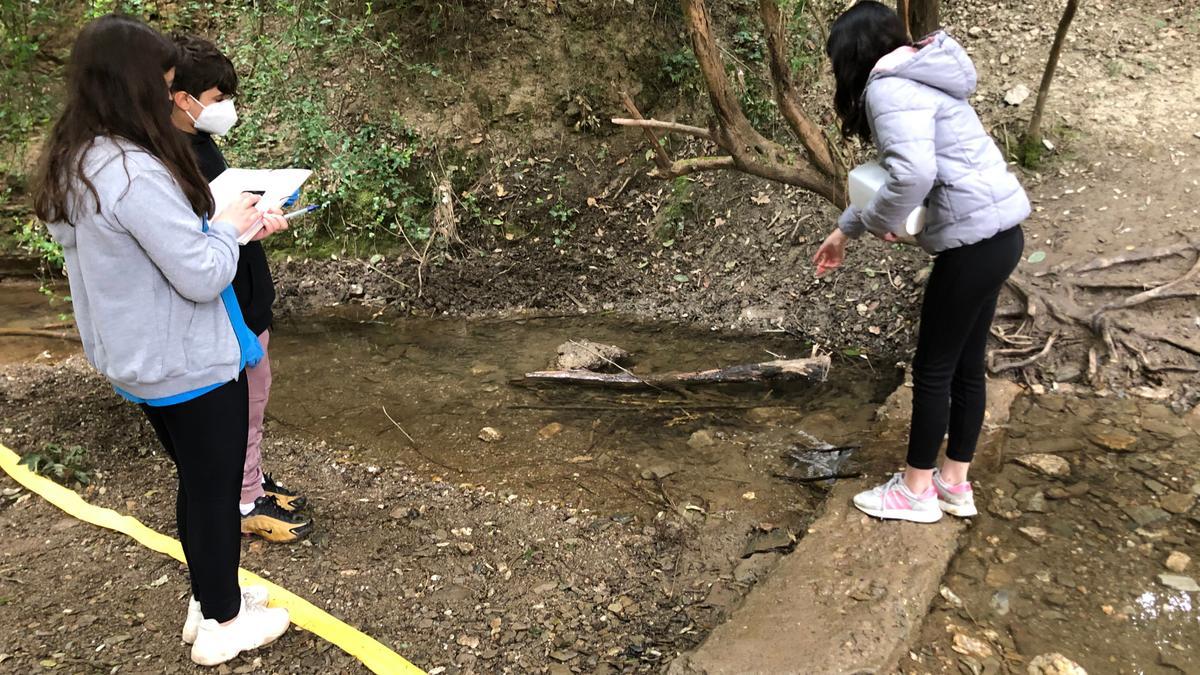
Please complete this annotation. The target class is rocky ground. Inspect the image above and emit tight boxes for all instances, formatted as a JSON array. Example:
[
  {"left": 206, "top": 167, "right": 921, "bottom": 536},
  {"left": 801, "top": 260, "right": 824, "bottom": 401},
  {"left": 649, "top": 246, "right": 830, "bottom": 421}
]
[{"left": 905, "top": 392, "right": 1200, "bottom": 674}]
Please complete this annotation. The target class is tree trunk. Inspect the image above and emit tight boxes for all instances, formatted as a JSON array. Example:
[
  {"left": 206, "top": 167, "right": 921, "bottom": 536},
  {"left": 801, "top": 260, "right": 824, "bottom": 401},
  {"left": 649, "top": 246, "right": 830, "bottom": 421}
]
[
  {"left": 907, "top": 0, "right": 940, "bottom": 39},
  {"left": 523, "top": 356, "right": 830, "bottom": 388},
  {"left": 611, "top": 0, "right": 848, "bottom": 208},
  {"left": 1026, "top": 0, "right": 1080, "bottom": 147}
]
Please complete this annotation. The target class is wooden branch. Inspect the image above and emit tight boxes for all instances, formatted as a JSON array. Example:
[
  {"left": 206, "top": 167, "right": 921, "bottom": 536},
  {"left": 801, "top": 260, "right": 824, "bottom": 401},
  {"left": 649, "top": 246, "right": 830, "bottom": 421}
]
[
  {"left": 1026, "top": 0, "right": 1079, "bottom": 146},
  {"left": 617, "top": 92, "right": 674, "bottom": 170},
  {"left": 610, "top": 117, "right": 713, "bottom": 141},
  {"left": 1071, "top": 238, "right": 1199, "bottom": 274},
  {"left": 0, "top": 329, "right": 81, "bottom": 342},
  {"left": 523, "top": 355, "right": 830, "bottom": 388},
  {"left": 651, "top": 155, "right": 738, "bottom": 179},
  {"left": 758, "top": 0, "right": 842, "bottom": 183},
  {"left": 1090, "top": 253, "right": 1200, "bottom": 324}
]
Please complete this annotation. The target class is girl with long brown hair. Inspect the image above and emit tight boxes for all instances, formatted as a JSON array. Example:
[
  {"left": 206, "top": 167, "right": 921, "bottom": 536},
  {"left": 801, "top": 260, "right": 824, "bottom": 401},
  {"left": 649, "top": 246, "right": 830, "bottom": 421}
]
[{"left": 34, "top": 14, "right": 291, "bottom": 666}]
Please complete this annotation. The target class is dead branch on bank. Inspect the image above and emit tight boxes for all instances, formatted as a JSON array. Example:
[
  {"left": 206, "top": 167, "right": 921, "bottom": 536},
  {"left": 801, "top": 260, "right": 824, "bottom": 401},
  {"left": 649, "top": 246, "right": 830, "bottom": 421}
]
[
  {"left": 523, "top": 355, "right": 830, "bottom": 389},
  {"left": 0, "top": 328, "right": 81, "bottom": 342}
]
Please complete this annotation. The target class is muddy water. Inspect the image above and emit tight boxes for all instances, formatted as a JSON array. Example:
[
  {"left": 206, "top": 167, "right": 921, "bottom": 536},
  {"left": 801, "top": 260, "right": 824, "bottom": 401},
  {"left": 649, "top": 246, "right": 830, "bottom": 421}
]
[
  {"left": 0, "top": 280, "right": 75, "bottom": 365},
  {"left": 0, "top": 279, "right": 897, "bottom": 521},
  {"left": 267, "top": 314, "right": 896, "bottom": 519}
]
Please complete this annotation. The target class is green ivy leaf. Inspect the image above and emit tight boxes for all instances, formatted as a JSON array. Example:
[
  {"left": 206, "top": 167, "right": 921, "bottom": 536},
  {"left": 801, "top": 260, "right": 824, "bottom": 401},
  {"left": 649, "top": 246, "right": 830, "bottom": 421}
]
[
  {"left": 1027, "top": 251, "right": 1047, "bottom": 264},
  {"left": 673, "top": 274, "right": 690, "bottom": 283}
]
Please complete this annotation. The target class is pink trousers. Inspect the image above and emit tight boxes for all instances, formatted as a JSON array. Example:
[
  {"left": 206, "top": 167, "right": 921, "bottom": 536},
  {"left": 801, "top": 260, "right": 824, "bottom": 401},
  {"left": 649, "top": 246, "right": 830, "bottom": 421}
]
[{"left": 241, "top": 330, "right": 271, "bottom": 505}]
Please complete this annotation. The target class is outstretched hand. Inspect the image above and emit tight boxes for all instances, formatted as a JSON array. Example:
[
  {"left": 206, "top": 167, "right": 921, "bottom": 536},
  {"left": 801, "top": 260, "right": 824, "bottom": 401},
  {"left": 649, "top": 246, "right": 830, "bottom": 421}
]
[{"left": 813, "top": 228, "right": 849, "bottom": 277}]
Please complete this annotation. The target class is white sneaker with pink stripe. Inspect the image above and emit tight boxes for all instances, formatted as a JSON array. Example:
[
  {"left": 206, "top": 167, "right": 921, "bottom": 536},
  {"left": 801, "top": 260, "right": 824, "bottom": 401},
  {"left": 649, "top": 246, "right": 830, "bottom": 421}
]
[
  {"left": 852, "top": 473, "right": 943, "bottom": 523},
  {"left": 933, "top": 469, "right": 978, "bottom": 517}
]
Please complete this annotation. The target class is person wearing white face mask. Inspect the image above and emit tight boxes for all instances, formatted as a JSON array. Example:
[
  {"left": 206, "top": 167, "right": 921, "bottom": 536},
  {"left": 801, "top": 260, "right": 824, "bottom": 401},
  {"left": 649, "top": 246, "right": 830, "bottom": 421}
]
[{"left": 169, "top": 34, "right": 313, "bottom": 546}]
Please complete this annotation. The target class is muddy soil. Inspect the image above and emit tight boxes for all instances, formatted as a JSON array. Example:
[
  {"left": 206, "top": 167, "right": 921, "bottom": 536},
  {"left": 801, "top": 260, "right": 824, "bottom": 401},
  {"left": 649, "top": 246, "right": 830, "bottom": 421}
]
[
  {"left": 0, "top": 305, "right": 890, "bottom": 673},
  {"left": 904, "top": 394, "right": 1200, "bottom": 674}
]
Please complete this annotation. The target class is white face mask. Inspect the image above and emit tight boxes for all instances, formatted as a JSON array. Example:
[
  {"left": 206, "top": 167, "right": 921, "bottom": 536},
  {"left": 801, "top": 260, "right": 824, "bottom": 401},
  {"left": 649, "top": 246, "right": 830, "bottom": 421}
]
[{"left": 187, "top": 95, "right": 238, "bottom": 136}]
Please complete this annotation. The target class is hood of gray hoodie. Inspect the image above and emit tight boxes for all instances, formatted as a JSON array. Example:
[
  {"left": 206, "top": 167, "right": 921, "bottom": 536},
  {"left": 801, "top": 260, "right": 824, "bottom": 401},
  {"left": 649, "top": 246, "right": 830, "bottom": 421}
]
[{"left": 869, "top": 31, "right": 977, "bottom": 101}]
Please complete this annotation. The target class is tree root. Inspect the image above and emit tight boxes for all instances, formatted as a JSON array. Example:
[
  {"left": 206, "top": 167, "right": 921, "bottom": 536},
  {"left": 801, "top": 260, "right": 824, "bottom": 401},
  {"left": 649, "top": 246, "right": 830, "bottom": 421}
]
[
  {"left": 0, "top": 328, "right": 81, "bottom": 342},
  {"left": 989, "top": 333, "right": 1058, "bottom": 373}
]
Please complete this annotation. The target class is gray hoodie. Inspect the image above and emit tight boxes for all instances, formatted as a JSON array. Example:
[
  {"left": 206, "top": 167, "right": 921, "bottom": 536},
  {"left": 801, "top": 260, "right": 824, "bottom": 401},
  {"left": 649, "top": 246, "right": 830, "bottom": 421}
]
[
  {"left": 46, "top": 137, "right": 243, "bottom": 400},
  {"left": 838, "top": 32, "right": 1031, "bottom": 254}
]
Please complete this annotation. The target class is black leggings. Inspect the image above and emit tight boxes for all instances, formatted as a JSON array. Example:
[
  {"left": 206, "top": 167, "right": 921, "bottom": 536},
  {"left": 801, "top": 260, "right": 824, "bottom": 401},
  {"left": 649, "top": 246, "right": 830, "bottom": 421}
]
[
  {"left": 140, "top": 375, "right": 248, "bottom": 622},
  {"left": 907, "top": 226, "right": 1024, "bottom": 470}
]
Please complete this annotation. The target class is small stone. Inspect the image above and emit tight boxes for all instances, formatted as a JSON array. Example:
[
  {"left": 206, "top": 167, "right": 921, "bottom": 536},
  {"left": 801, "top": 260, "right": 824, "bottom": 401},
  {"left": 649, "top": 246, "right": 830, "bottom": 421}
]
[
  {"left": 1124, "top": 505, "right": 1171, "bottom": 527},
  {"left": 968, "top": 26, "right": 984, "bottom": 37},
  {"left": 1144, "top": 479, "right": 1171, "bottom": 496},
  {"left": 1004, "top": 83, "right": 1031, "bottom": 106},
  {"left": 555, "top": 339, "right": 629, "bottom": 371},
  {"left": 951, "top": 633, "right": 993, "bottom": 659},
  {"left": 456, "top": 634, "right": 480, "bottom": 649},
  {"left": 742, "top": 529, "right": 793, "bottom": 557},
  {"left": 1158, "top": 574, "right": 1200, "bottom": 592},
  {"left": 1160, "top": 492, "right": 1195, "bottom": 515},
  {"left": 537, "top": 422, "right": 564, "bottom": 440},
  {"left": 1046, "top": 482, "right": 1090, "bottom": 500},
  {"left": 549, "top": 650, "right": 579, "bottom": 662},
  {"left": 478, "top": 427, "right": 504, "bottom": 443},
  {"left": 1087, "top": 428, "right": 1138, "bottom": 452},
  {"left": 1165, "top": 551, "right": 1191, "bottom": 573},
  {"left": 1025, "top": 491, "right": 1048, "bottom": 513},
  {"left": 347, "top": 283, "right": 365, "bottom": 298},
  {"left": 469, "top": 363, "right": 498, "bottom": 376},
  {"left": 640, "top": 464, "right": 677, "bottom": 480},
  {"left": 1027, "top": 653, "right": 1087, "bottom": 674},
  {"left": 1053, "top": 363, "right": 1080, "bottom": 382},
  {"left": 990, "top": 590, "right": 1011, "bottom": 616},
  {"left": 733, "top": 552, "right": 780, "bottom": 583},
  {"left": 1019, "top": 526, "right": 1048, "bottom": 544},
  {"left": 687, "top": 429, "right": 716, "bottom": 449},
  {"left": 1014, "top": 453, "right": 1071, "bottom": 478},
  {"left": 1044, "top": 591, "right": 1069, "bottom": 608},
  {"left": 988, "top": 497, "right": 1022, "bottom": 521}
]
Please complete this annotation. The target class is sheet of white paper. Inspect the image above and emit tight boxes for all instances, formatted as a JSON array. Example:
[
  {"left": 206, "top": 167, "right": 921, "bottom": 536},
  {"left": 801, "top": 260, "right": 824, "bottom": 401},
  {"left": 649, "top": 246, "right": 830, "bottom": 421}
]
[{"left": 208, "top": 168, "right": 312, "bottom": 244}]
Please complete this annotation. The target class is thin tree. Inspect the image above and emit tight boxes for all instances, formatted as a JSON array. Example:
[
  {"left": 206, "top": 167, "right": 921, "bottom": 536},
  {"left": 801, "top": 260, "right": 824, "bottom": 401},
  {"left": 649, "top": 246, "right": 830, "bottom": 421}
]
[
  {"left": 1025, "top": 0, "right": 1080, "bottom": 152},
  {"left": 905, "top": 0, "right": 940, "bottom": 39}
]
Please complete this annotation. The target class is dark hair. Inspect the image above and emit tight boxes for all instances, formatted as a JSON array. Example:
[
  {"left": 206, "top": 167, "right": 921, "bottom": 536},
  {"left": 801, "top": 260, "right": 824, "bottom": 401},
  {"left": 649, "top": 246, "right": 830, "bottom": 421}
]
[
  {"left": 33, "top": 15, "right": 213, "bottom": 224},
  {"left": 171, "top": 34, "right": 238, "bottom": 98},
  {"left": 826, "top": 1, "right": 912, "bottom": 142}
]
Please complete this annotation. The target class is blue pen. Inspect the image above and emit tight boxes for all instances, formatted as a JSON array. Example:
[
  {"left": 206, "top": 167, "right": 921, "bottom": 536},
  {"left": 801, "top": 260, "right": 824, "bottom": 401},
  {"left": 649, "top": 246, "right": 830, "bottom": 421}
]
[{"left": 282, "top": 204, "right": 320, "bottom": 221}]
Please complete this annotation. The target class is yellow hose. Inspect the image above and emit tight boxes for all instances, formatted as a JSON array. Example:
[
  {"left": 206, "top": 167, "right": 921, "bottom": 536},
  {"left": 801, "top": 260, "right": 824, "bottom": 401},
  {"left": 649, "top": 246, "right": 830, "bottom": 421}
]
[{"left": 0, "top": 443, "right": 424, "bottom": 674}]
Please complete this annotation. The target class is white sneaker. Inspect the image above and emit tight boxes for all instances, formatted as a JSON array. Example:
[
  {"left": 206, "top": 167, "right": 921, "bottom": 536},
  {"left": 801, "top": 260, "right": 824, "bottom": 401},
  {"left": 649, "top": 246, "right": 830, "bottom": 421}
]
[
  {"left": 190, "top": 598, "right": 289, "bottom": 666},
  {"left": 852, "top": 473, "right": 943, "bottom": 523},
  {"left": 182, "top": 586, "right": 271, "bottom": 644},
  {"left": 933, "top": 469, "right": 978, "bottom": 517}
]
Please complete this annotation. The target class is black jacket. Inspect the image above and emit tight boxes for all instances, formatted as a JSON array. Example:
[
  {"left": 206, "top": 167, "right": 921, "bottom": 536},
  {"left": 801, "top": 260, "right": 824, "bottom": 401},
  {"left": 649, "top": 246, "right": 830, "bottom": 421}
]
[{"left": 190, "top": 131, "right": 275, "bottom": 336}]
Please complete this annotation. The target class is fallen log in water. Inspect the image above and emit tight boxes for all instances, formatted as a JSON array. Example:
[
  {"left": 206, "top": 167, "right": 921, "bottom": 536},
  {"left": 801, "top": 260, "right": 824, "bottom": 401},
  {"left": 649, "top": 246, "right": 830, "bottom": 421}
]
[{"left": 521, "top": 355, "right": 830, "bottom": 388}]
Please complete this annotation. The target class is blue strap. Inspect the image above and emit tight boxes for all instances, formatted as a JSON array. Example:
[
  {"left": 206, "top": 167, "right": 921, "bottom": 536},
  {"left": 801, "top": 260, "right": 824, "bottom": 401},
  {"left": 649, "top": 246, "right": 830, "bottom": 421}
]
[{"left": 203, "top": 216, "right": 263, "bottom": 370}]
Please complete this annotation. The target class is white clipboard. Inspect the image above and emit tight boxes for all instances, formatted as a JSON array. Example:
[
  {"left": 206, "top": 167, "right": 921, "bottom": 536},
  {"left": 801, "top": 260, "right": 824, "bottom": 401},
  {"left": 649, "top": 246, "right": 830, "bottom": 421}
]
[{"left": 209, "top": 168, "right": 312, "bottom": 244}]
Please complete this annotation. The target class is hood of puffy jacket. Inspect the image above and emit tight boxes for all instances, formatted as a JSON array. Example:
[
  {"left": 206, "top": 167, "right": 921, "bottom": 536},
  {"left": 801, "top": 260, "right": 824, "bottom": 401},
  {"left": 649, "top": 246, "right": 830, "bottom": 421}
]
[{"left": 872, "top": 31, "right": 977, "bottom": 100}]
